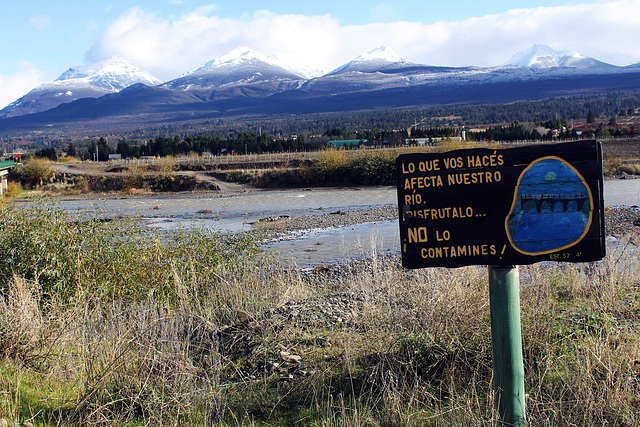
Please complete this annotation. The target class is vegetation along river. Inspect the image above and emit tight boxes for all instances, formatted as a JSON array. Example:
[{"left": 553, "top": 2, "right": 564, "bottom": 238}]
[{"left": 30, "top": 179, "right": 640, "bottom": 268}]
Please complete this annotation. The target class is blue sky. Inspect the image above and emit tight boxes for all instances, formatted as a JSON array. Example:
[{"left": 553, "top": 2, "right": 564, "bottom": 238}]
[{"left": 1, "top": 0, "right": 639, "bottom": 108}]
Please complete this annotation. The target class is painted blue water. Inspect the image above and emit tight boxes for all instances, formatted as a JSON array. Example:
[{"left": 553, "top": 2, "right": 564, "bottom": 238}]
[
  {"left": 507, "top": 157, "right": 592, "bottom": 253},
  {"left": 508, "top": 211, "right": 590, "bottom": 252}
]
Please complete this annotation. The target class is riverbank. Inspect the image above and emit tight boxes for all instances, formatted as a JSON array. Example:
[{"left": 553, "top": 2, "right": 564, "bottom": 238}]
[
  {"left": 254, "top": 203, "right": 640, "bottom": 243},
  {"left": 1, "top": 188, "right": 640, "bottom": 426},
  {"left": 16, "top": 137, "right": 636, "bottom": 198}
]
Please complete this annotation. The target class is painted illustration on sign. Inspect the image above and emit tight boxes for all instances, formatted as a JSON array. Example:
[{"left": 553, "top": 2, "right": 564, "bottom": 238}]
[{"left": 506, "top": 156, "right": 593, "bottom": 255}]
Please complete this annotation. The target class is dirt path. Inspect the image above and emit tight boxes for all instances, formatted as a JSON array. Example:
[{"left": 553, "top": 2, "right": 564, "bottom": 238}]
[
  {"left": 176, "top": 170, "right": 252, "bottom": 195},
  {"left": 52, "top": 161, "right": 255, "bottom": 195}
]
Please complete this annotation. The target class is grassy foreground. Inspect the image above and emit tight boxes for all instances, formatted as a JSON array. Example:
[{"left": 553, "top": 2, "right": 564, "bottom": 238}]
[{"left": 0, "top": 203, "right": 639, "bottom": 426}]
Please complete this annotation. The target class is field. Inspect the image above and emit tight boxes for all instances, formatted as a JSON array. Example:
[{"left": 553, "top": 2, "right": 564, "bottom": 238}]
[{"left": 1, "top": 140, "right": 640, "bottom": 426}]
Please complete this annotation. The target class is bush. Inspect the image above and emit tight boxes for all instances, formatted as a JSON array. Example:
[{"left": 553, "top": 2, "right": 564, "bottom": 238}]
[
  {"left": 0, "top": 275, "right": 45, "bottom": 362},
  {"left": 17, "top": 158, "right": 54, "bottom": 188},
  {"left": 3, "top": 182, "right": 22, "bottom": 198},
  {"left": 347, "top": 152, "right": 396, "bottom": 185},
  {"left": 0, "top": 203, "right": 260, "bottom": 304}
]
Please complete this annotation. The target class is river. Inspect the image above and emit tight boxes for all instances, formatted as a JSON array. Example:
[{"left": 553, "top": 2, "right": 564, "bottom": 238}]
[{"left": 33, "top": 179, "right": 640, "bottom": 268}]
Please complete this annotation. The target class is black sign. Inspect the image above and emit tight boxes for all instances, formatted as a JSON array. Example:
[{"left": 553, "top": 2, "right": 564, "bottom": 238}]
[{"left": 396, "top": 140, "right": 605, "bottom": 269}]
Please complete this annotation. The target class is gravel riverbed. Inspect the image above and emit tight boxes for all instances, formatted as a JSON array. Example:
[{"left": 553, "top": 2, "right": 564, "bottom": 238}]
[
  {"left": 257, "top": 204, "right": 640, "bottom": 243},
  {"left": 220, "top": 205, "right": 640, "bottom": 380},
  {"left": 251, "top": 203, "right": 640, "bottom": 286}
]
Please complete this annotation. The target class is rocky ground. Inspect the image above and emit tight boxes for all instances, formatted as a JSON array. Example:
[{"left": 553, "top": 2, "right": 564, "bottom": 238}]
[
  {"left": 250, "top": 202, "right": 640, "bottom": 323},
  {"left": 253, "top": 205, "right": 398, "bottom": 232},
  {"left": 250, "top": 202, "right": 640, "bottom": 318},
  {"left": 256, "top": 203, "right": 640, "bottom": 243},
  {"left": 218, "top": 203, "right": 640, "bottom": 391},
  {"left": 604, "top": 205, "right": 640, "bottom": 243}
]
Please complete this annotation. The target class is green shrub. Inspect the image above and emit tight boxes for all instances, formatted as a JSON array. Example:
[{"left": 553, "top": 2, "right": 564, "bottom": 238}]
[
  {"left": 0, "top": 202, "right": 260, "bottom": 304},
  {"left": 347, "top": 152, "right": 396, "bottom": 185},
  {"left": 17, "top": 158, "right": 54, "bottom": 188}
]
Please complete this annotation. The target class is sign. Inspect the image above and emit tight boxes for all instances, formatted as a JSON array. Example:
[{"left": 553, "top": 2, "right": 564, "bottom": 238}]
[{"left": 396, "top": 140, "right": 605, "bottom": 269}]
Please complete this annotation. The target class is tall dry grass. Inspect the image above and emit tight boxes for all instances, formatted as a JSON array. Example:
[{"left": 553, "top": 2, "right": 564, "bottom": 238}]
[{"left": 0, "top": 205, "right": 639, "bottom": 425}]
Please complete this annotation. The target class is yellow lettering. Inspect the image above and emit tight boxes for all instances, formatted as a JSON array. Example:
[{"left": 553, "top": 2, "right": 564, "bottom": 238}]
[
  {"left": 408, "top": 206, "right": 474, "bottom": 220},
  {"left": 418, "top": 159, "right": 440, "bottom": 172},
  {"left": 408, "top": 227, "right": 428, "bottom": 243},
  {"left": 416, "top": 244, "right": 500, "bottom": 259},
  {"left": 402, "top": 162, "right": 415, "bottom": 174},
  {"left": 447, "top": 171, "right": 502, "bottom": 186},
  {"left": 466, "top": 152, "right": 505, "bottom": 168}
]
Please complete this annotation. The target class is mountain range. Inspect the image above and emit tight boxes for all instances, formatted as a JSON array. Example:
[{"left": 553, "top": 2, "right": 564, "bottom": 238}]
[{"left": 1, "top": 45, "right": 639, "bottom": 135}]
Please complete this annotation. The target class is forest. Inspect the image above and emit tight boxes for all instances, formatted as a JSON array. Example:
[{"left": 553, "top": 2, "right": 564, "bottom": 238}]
[{"left": 31, "top": 92, "right": 640, "bottom": 159}]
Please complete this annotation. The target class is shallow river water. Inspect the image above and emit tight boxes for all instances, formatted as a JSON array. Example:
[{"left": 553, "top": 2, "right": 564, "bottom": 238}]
[{"left": 37, "top": 179, "right": 640, "bottom": 268}]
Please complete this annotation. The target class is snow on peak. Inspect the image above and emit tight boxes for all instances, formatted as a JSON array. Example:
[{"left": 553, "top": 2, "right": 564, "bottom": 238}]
[
  {"left": 327, "top": 46, "right": 408, "bottom": 75},
  {"left": 354, "top": 46, "right": 405, "bottom": 63},
  {"left": 55, "top": 56, "right": 161, "bottom": 90},
  {"left": 505, "top": 44, "right": 585, "bottom": 68},
  {"left": 189, "top": 47, "right": 286, "bottom": 74}
]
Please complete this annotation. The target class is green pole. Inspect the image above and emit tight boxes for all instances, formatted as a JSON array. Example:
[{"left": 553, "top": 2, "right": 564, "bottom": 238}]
[{"left": 489, "top": 265, "right": 526, "bottom": 426}]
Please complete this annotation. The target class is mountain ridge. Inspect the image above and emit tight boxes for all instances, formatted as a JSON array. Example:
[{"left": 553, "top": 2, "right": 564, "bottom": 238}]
[
  {"left": 0, "top": 57, "right": 161, "bottom": 119},
  {"left": 1, "top": 44, "right": 638, "bottom": 136}
]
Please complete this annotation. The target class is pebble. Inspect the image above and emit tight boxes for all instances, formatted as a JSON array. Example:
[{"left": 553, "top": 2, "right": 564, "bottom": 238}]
[
  {"left": 221, "top": 205, "right": 640, "bottom": 389},
  {"left": 282, "top": 354, "right": 302, "bottom": 364}
]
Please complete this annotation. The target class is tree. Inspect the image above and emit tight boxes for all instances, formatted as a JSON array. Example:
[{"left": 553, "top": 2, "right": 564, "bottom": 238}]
[
  {"left": 97, "top": 137, "right": 110, "bottom": 162},
  {"left": 531, "top": 129, "right": 542, "bottom": 140},
  {"left": 34, "top": 147, "right": 57, "bottom": 161},
  {"left": 117, "top": 141, "right": 131, "bottom": 158},
  {"left": 595, "top": 127, "right": 611, "bottom": 138},
  {"left": 586, "top": 110, "right": 597, "bottom": 124},
  {"left": 66, "top": 142, "right": 77, "bottom": 158},
  {"left": 18, "top": 158, "right": 54, "bottom": 188},
  {"left": 89, "top": 141, "right": 98, "bottom": 161}
]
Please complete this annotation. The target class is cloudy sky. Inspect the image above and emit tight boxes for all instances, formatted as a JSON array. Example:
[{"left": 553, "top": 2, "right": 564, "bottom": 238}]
[{"left": 1, "top": 0, "right": 639, "bottom": 108}]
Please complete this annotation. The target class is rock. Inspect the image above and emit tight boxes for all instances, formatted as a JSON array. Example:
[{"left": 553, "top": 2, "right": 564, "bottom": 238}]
[{"left": 282, "top": 354, "right": 302, "bottom": 364}]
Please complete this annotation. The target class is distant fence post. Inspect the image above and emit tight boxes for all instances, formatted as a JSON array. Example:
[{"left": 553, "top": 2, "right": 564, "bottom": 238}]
[{"left": 489, "top": 265, "right": 526, "bottom": 426}]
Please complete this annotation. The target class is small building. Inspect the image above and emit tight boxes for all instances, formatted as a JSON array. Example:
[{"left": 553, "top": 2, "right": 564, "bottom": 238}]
[
  {"left": 327, "top": 139, "right": 367, "bottom": 148},
  {"left": 0, "top": 160, "right": 15, "bottom": 196},
  {"left": 108, "top": 154, "right": 122, "bottom": 160}
]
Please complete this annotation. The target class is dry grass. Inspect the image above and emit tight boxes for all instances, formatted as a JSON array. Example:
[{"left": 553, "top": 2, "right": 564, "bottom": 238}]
[
  {"left": 0, "top": 207, "right": 639, "bottom": 425},
  {"left": 619, "top": 163, "right": 640, "bottom": 175}
]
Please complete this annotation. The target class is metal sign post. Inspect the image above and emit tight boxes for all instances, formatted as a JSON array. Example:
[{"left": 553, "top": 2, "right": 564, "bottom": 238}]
[{"left": 489, "top": 265, "right": 526, "bottom": 426}]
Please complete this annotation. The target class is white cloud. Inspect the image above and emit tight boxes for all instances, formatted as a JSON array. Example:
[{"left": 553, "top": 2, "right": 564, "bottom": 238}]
[
  {"left": 369, "top": 3, "right": 397, "bottom": 22},
  {"left": 28, "top": 15, "right": 52, "bottom": 33},
  {"left": 86, "top": 0, "right": 640, "bottom": 82},
  {"left": 0, "top": 62, "right": 54, "bottom": 109}
]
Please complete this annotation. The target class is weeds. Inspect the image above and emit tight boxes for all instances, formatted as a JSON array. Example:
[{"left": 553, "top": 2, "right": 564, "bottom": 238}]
[
  {"left": 16, "top": 159, "right": 54, "bottom": 189},
  {"left": 0, "top": 204, "right": 639, "bottom": 425}
]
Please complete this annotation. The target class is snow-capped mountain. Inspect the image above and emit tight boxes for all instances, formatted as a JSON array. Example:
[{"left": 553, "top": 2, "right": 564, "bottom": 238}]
[
  {"left": 162, "top": 47, "right": 305, "bottom": 97},
  {"left": 327, "top": 46, "right": 412, "bottom": 75},
  {"left": 1, "top": 44, "right": 638, "bottom": 130},
  {"left": 55, "top": 56, "right": 161, "bottom": 90},
  {"left": 0, "top": 57, "right": 161, "bottom": 118},
  {"left": 302, "top": 46, "right": 476, "bottom": 94},
  {"left": 505, "top": 44, "right": 615, "bottom": 70}
]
